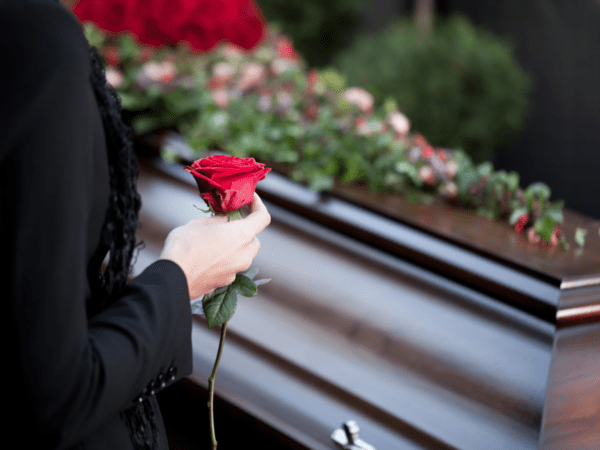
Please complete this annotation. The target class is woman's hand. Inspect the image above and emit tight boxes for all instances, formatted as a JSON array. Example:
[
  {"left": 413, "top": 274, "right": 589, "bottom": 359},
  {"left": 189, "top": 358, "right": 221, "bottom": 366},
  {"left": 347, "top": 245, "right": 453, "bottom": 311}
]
[{"left": 159, "top": 194, "right": 271, "bottom": 299}]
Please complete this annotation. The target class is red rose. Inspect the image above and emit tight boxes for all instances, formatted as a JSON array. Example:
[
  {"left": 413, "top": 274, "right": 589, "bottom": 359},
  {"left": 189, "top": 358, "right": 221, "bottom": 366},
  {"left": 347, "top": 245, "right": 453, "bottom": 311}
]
[
  {"left": 74, "top": 0, "right": 265, "bottom": 52},
  {"left": 185, "top": 155, "right": 271, "bottom": 212},
  {"left": 515, "top": 213, "right": 529, "bottom": 233}
]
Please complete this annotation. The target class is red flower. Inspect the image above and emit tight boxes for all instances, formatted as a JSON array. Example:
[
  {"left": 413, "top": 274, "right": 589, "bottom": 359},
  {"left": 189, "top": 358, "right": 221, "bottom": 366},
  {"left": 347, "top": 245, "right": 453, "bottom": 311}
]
[
  {"left": 185, "top": 155, "right": 271, "bottom": 212},
  {"left": 74, "top": 0, "right": 266, "bottom": 52},
  {"left": 515, "top": 213, "right": 529, "bottom": 233},
  {"left": 422, "top": 146, "right": 434, "bottom": 159},
  {"left": 414, "top": 134, "right": 428, "bottom": 148},
  {"left": 276, "top": 36, "right": 299, "bottom": 60},
  {"left": 102, "top": 46, "right": 121, "bottom": 66}
]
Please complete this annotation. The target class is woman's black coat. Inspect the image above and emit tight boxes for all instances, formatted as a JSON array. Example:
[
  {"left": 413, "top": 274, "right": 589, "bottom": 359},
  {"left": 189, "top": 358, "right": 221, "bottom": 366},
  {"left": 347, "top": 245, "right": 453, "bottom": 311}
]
[{"left": 0, "top": 1, "right": 193, "bottom": 448}]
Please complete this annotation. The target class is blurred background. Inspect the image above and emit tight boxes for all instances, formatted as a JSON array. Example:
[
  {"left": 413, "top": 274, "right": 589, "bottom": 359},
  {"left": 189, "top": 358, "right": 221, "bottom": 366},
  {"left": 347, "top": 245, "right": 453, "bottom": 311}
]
[{"left": 258, "top": 0, "right": 600, "bottom": 219}]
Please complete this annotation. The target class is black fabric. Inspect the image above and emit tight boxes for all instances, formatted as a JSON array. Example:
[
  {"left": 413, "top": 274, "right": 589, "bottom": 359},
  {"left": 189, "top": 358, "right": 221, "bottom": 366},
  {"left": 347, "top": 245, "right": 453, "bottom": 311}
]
[{"left": 0, "top": 0, "right": 193, "bottom": 448}]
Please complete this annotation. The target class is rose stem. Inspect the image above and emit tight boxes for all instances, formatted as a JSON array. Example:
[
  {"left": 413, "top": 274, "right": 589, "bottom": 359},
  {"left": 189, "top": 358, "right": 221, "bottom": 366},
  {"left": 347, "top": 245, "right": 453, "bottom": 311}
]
[{"left": 208, "top": 321, "right": 228, "bottom": 450}]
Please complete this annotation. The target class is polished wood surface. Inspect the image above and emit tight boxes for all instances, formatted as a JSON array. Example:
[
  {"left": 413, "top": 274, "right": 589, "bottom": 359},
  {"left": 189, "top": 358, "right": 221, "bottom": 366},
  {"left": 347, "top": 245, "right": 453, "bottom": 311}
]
[{"left": 136, "top": 156, "right": 600, "bottom": 449}]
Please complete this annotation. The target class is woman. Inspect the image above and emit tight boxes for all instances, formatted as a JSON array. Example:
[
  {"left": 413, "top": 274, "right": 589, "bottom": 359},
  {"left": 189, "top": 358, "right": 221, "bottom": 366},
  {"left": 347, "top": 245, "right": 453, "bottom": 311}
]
[{"left": 0, "top": 0, "right": 270, "bottom": 448}]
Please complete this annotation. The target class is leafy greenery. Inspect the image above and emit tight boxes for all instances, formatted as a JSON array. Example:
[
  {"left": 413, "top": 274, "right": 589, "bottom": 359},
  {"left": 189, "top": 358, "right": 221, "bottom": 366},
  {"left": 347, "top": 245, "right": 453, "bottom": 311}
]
[
  {"left": 333, "top": 15, "right": 531, "bottom": 163},
  {"left": 84, "top": 22, "right": 571, "bottom": 248}
]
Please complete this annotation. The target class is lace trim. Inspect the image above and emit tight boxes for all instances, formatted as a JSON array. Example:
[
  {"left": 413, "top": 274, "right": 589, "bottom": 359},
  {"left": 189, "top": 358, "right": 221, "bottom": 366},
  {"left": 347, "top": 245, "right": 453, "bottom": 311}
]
[{"left": 121, "top": 398, "right": 159, "bottom": 450}]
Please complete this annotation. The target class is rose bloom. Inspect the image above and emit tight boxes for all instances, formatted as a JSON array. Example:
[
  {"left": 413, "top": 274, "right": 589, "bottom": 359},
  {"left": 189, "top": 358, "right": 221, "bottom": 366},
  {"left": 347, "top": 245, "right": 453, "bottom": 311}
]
[
  {"left": 185, "top": 155, "right": 271, "bottom": 213},
  {"left": 388, "top": 111, "right": 410, "bottom": 138},
  {"left": 343, "top": 87, "right": 374, "bottom": 114},
  {"left": 105, "top": 67, "right": 124, "bottom": 89}
]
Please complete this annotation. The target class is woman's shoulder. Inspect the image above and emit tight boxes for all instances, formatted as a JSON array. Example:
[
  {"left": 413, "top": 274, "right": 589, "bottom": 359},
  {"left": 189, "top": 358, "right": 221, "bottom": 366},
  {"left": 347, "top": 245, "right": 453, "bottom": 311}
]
[{"left": 0, "top": 0, "right": 89, "bottom": 73}]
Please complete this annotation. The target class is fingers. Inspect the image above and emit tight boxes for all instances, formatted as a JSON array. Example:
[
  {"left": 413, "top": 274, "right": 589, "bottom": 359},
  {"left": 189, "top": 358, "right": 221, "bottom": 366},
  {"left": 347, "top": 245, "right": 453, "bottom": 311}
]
[{"left": 243, "top": 194, "right": 271, "bottom": 236}]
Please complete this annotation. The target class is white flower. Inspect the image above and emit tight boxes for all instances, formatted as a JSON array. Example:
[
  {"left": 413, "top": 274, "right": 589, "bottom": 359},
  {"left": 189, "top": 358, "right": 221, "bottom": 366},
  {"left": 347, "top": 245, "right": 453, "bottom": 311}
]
[
  {"left": 257, "top": 93, "right": 272, "bottom": 112},
  {"left": 388, "top": 111, "right": 410, "bottom": 137},
  {"left": 419, "top": 165, "right": 436, "bottom": 185},
  {"left": 440, "top": 181, "right": 458, "bottom": 198},
  {"left": 139, "top": 60, "right": 176, "bottom": 85},
  {"left": 276, "top": 90, "right": 294, "bottom": 111},
  {"left": 105, "top": 67, "right": 124, "bottom": 89},
  {"left": 270, "top": 57, "right": 298, "bottom": 77},
  {"left": 446, "top": 161, "right": 459, "bottom": 178},
  {"left": 220, "top": 43, "right": 244, "bottom": 60},
  {"left": 343, "top": 87, "right": 374, "bottom": 113},
  {"left": 212, "top": 62, "right": 235, "bottom": 84}
]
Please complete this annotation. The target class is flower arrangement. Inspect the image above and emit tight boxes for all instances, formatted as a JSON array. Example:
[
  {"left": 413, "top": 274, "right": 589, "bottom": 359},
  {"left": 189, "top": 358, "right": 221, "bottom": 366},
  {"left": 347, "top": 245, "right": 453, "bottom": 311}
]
[{"left": 82, "top": 21, "right": 584, "bottom": 248}]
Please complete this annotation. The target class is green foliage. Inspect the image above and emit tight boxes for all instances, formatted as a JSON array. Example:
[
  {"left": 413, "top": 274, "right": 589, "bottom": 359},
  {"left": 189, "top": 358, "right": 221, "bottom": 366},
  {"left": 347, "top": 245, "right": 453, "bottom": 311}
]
[
  {"left": 256, "top": 0, "right": 362, "bottom": 67},
  {"left": 200, "top": 274, "right": 258, "bottom": 328},
  {"left": 333, "top": 15, "right": 531, "bottom": 162}
]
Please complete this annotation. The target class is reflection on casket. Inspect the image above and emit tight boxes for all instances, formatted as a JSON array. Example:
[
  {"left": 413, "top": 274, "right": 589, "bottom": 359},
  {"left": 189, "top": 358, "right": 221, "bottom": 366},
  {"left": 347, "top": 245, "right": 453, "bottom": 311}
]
[{"left": 136, "top": 157, "right": 600, "bottom": 450}]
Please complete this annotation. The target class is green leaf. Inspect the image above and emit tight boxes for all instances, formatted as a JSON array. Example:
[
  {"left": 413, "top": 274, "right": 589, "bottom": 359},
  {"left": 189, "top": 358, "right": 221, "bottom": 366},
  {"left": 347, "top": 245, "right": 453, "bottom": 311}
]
[
  {"left": 395, "top": 161, "right": 421, "bottom": 187},
  {"left": 232, "top": 274, "right": 258, "bottom": 297},
  {"left": 535, "top": 216, "right": 556, "bottom": 242},
  {"left": 202, "top": 285, "right": 238, "bottom": 328},
  {"left": 524, "top": 182, "right": 551, "bottom": 203},
  {"left": 545, "top": 200, "right": 564, "bottom": 222},
  {"left": 307, "top": 172, "right": 334, "bottom": 192},
  {"left": 575, "top": 227, "right": 587, "bottom": 247}
]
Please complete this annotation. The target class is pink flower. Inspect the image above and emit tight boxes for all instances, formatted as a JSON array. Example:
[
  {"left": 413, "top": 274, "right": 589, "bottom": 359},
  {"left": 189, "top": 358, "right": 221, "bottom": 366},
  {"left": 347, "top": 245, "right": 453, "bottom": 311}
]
[
  {"left": 388, "top": 111, "right": 410, "bottom": 138},
  {"left": 236, "top": 62, "right": 265, "bottom": 92},
  {"left": 270, "top": 58, "right": 297, "bottom": 76},
  {"left": 414, "top": 134, "right": 428, "bottom": 148},
  {"left": 437, "top": 150, "right": 448, "bottom": 163},
  {"left": 105, "top": 67, "right": 124, "bottom": 89},
  {"left": 213, "top": 62, "right": 235, "bottom": 84},
  {"left": 257, "top": 89, "right": 272, "bottom": 112},
  {"left": 419, "top": 166, "right": 436, "bottom": 186},
  {"left": 276, "top": 90, "right": 294, "bottom": 111},
  {"left": 440, "top": 181, "right": 458, "bottom": 198},
  {"left": 221, "top": 43, "right": 244, "bottom": 59},
  {"left": 276, "top": 36, "right": 299, "bottom": 60},
  {"left": 355, "top": 116, "right": 372, "bottom": 135},
  {"left": 305, "top": 104, "right": 319, "bottom": 120},
  {"left": 343, "top": 87, "right": 374, "bottom": 114},
  {"left": 422, "top": 146, "right": 434, "bottom": 159},
  {"left": 527, "top": 227, "right": 541, "bottom": 244},
  {"left": 446, "top": 161, "right": 458, "bottom": 178},
  {"left": 139, "top": 60, "right": 176, "bottom": 84},
  {"left": 212, "top": 89, "right": 230, "bottom": 109},
  {"left": 102, "top": 46, "right": 121, "bottom": 67}
]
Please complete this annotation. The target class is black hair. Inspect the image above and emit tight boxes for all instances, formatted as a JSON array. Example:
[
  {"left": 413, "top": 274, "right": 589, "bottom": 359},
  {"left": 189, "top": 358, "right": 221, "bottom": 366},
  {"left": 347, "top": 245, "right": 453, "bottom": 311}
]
[
  {"left": 86, "top": 46, "right": 142, "bottom": 314},
  {"left": 86, "top": 46, "right": 158, "bottom": 450}
]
